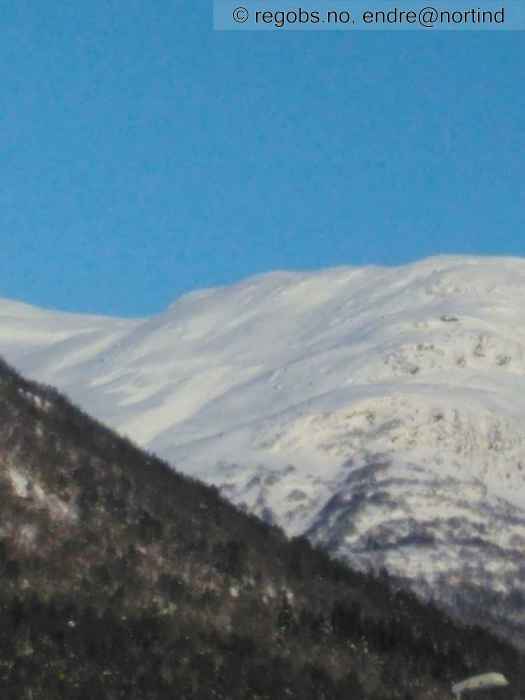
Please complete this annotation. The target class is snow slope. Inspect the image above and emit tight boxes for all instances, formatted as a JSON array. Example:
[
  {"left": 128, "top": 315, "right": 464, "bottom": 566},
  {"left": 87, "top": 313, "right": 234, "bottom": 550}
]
[{"left": 3, "top": 255, "right": 525, "bottom": 636}]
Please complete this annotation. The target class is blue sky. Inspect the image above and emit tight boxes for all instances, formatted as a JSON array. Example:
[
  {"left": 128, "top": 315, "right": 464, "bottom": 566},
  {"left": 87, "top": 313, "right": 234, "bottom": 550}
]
[{"left": 1, "top": 2, "right": 524, "bottom": 317}]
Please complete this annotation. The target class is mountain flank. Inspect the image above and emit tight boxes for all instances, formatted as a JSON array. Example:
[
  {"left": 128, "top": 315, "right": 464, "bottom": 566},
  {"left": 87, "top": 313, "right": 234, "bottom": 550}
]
[
  {"left": 0, "top": 355, "right": 523, "bottom": 699},
  {"left": 3, "top": 256, "right": 525, "bottom": 646}
]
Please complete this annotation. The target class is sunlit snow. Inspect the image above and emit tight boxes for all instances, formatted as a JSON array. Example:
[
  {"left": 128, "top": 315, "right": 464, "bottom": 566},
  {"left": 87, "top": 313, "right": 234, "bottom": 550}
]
[{"left": 3, "top": 255, "right": 525, "bottom": 606}]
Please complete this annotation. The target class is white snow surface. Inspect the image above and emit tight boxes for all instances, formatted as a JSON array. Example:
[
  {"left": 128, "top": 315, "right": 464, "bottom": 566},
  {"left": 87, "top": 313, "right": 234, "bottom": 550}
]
[{"left": 3, "top": 255, "right": 525, "bottom": 613}]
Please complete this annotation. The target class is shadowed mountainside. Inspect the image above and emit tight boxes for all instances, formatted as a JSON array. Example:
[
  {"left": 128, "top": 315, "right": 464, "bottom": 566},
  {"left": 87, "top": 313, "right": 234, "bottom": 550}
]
[{"left": 0, "top": 356, "right": 522, "bottom": 699}]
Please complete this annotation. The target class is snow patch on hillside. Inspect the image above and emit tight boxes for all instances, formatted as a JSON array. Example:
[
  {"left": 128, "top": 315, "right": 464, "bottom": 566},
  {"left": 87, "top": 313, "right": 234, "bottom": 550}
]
[{"left": 7, "top": 466, "right": 77, "bottom": 522}]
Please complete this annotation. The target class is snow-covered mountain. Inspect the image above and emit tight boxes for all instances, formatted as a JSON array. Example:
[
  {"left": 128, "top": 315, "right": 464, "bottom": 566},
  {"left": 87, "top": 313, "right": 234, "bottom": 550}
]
[{"left": 4, "top": 255, "right": 525, "bottom": 639}]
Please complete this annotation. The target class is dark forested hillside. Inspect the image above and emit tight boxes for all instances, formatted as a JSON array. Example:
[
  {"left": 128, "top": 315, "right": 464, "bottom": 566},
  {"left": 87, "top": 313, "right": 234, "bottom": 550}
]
[{"left": 0, "top": 355, "right": 521, "bottom": 700}]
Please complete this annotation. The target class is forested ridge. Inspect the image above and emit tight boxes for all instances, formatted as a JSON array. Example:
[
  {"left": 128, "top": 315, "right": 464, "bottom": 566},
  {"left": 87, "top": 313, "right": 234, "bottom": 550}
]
[{"left": 0, "top": 356, "right": 521, "bottom": 699}]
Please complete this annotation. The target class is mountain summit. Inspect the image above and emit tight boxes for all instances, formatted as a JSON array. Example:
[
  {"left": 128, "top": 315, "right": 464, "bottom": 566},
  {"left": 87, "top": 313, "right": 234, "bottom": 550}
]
[{"left": 3, "top": 255, "right": 525, "bottom": 642}]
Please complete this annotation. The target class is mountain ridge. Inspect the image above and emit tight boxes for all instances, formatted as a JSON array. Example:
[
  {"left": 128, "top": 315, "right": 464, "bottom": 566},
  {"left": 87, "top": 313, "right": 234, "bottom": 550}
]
[{"left": 3, "top": 254, "right": 525, "bottom": 643}]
